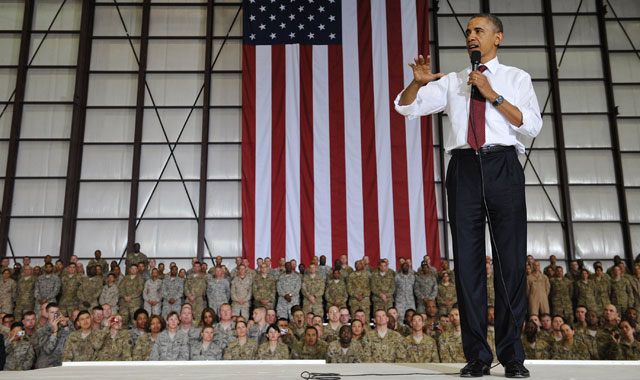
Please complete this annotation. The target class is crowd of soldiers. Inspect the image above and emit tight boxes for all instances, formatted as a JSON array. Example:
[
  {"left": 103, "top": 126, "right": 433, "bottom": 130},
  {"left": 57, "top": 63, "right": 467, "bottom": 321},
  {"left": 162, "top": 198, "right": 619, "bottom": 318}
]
[{"left": 0, "top": 246, "right": 639, "bottom": 371}]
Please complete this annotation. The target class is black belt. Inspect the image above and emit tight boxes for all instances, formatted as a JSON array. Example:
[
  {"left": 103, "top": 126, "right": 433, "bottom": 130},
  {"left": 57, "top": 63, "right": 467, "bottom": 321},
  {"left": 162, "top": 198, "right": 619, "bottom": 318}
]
[{"left": 451, "top": 145, "right": 515, "bottom": 156}]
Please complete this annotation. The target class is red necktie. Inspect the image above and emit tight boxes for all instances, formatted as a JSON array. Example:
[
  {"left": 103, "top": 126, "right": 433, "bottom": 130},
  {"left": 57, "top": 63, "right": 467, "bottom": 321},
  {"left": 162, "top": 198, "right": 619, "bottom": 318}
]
[{"left": 467, "top": 65, "right": 488, "bottom": 150}]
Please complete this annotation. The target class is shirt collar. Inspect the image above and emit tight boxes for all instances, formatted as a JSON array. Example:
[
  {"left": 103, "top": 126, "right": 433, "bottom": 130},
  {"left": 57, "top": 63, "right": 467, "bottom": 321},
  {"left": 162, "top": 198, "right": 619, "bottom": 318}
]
[{"left": 481, "top": 56, "right": 499, "bottom": 74}]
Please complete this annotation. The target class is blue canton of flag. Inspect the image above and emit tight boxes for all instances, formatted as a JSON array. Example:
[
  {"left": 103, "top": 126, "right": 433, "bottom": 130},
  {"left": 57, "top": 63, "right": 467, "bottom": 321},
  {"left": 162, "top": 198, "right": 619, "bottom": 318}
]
[{"left": 243, "top": 0, "right": 342, "bottom": 45}]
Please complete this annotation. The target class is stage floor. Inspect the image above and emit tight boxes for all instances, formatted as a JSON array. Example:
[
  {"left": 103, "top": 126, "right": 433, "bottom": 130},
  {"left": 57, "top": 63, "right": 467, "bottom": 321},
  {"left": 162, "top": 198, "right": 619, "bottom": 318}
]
[{"left": 3, "top": 360, "right": 639, "bottom": 380}]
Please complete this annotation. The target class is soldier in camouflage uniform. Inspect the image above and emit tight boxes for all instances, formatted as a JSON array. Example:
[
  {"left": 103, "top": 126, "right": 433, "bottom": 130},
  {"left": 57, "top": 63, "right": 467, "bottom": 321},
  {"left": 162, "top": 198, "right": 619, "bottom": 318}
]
[
  {"left": 394, "top": 263, "right": 416, "bottom": 321},
  {"left": 34, "top": 262, "right": 61, "bottom": 316},
  {"left": 59, "top": 263, "right": 82, "bottom": 317},
  {"left": 371, "top": 260, "right": 395, "bottom": 313},
  {"left": 290, "top": 326, "right": 328, "bottom": 360},
  {"left": 132, "top": 314, "right": 163, "bottom": 360},
  {"left": 347, "top": 261, "right": 371, "bottom": 321},
  {"left": 162, "top": 266, "right": 184, "bottom": 318},
  {"left": 143, "top": 268, "right": 163, "bottom": 316},
  {"left": 4, "top": 323, "right": 36, "bottom": 370},
  {"left": 0, "top": 268, "right": 17, "bottom": 314},
  {"left": 596, "top": 304, "right": 621, "bottom": 359},
  {"left": 360, "top": 309, "right": 406, "bottom": 362},
  {"left": 610, "top": 266, "right": 634, "bottom": 314},
  {"left": 94, "top": 314, "right": 133, "bottom": 361},
  {"left": 62, "top": 311, "right": 102, "bottom": 361},
  {"left": 184, "top": 262, "right": 208, "bottom": 324},
  {"left": 14, "top": 265, "right": 36, "bottom": 320},
  {"left": 34, "top": 303, "right": 74, "bottom": 368},
  {"left": 608, "top": 320, "right": 640, "bottom": 360},
  {"left": 414, "top": 261, "right": 438, "bottom": 314},
  {"left": 78, "top": 265, "right": 103, "bottom": 311},
  {"left": 326, "top": 325, "right": 363, "bottom": 363},
  {"left": 550, "top": 267, "right": 574, "bottom": 323},
  {"left": 125, "top": 243, "right": 148, "bottom": 275},
  {"left": 338, "top": 254, "right": 354, "bottom": 280},
  {"left": 150, "top": 312, "right": 190, "bottom": 360},
  {"left": 231, "top": 264, "right": 253, "bottom": 318},
  {"left": 100, "top": 273, "right": 120, "bottom": 313},
  {"left": 222, "top": 320, "right": 259, "bottom": 359},
  {"left": 119, "top": 264, "right": 144, "bottom": 327},
  {"left": 550, "top": 324, "right": 589, "bottom": 360},
  {"left": 575, "top": 269, "right": 598, "bottom": 313},
  {"left": 190, "top": 325, "right": 224, "bottom": 360},
  {"left": 277, "top": 262, "right": 302, "bottom": 319},
  {"left": 325, "top": 269, "right": 348, "bottom": 309},
  {"left": 252, "top": 263, "right": 276, "bottom": 310},
  {"left": 322, "top": 305, "right": 343, "bottom": 343},
  {"left": 302, "top": 263, "right": 325, "bottom": 316},
  {"left": 438, "top": 308, "right": 466, "bottom": 363},
  {"left": 87, "top": 250, "right": 109, "bottom": 277},
  {"left": 631, "top": 264, "right": 640, "bottom": 311},
  {"left": 486, "top": 262, "right": 495, "bottom": 307},
  {"left": 207, "top": 266, "right": 230, "bottom": 314},
  {"left": 404, "top": 314, "right": 439, "bottom": 363},
  {"left": 522, "top": 320, "right": 551, "bottom": 359},
  {"left": 436, "top": 272, "right": 457, "bottom": 316},
  {"left": 593, "top": 266, "right": 611, "bottom": 315},
  {"left": 257, "top": 324, "right": 290, "bottom": 360}
]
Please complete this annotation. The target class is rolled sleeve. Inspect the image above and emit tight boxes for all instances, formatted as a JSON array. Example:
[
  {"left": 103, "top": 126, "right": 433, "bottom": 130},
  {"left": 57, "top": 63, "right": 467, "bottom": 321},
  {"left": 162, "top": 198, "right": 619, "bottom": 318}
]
[
  {"left": 511, "top": 73, "right": 542, "bottom": 138},
  {"left": 394, "top": 76, "right": 449, "bottom": 119}
]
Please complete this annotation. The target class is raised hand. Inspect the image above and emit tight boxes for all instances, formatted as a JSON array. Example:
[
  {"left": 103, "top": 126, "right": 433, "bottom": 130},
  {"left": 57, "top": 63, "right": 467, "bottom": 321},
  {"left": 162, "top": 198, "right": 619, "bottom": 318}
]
[{"left": 409, "top": 55, "right": 444, "bottom": 85}]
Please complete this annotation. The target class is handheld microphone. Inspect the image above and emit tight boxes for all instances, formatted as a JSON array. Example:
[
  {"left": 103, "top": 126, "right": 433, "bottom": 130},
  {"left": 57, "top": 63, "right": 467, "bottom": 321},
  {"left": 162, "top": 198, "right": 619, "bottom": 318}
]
[{"left": 470, "top": 51, "right": 481, "bottom": 97}]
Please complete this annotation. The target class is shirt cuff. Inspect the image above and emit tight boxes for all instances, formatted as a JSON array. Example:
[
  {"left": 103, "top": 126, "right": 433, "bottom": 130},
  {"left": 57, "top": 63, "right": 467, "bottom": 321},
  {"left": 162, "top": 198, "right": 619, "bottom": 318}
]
[{"left": 393, "top": 93, "right": 420, "bottom": 120}]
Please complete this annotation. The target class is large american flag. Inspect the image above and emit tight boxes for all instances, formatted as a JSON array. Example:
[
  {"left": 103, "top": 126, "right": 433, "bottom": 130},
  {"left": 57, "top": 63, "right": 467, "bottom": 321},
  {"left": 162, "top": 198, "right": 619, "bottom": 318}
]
[{"left": 241, "top": 0, "right": 440, "bottom": 270}]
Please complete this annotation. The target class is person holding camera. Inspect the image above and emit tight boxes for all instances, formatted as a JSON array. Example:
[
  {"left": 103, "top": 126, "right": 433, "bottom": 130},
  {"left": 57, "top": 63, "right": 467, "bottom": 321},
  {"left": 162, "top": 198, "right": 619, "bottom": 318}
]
[
  {"left": 3, "top": 322, "right": 35, "bottom": 370},
  {"left": 94, "top": 314, "right": 133, "bottom": 361},
  {"left": 608, "top": 320, "right": 640, "bottom": 360},
  {"left": 34, "top": 302, "right": 73, "bottom": 368}
]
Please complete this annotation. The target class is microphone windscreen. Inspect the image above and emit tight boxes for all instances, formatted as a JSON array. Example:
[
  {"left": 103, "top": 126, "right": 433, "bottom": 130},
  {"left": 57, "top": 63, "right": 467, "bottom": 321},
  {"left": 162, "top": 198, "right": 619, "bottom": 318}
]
[{"left": 470, "top": 51, "right": 481, "bottom": 66}]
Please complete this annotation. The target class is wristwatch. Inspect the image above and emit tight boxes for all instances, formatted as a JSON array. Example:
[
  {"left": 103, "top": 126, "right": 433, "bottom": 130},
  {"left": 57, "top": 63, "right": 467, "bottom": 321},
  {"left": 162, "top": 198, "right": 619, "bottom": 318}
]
[{"left": 492, "top": 95, "right": 504, "bottom": 107}]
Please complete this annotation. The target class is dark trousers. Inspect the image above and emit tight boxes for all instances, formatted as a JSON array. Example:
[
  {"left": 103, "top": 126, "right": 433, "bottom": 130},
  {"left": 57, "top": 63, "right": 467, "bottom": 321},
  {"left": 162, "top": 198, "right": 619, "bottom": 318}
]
[{"left": 446, "top": 147, "right": 527, "bottom": 365}]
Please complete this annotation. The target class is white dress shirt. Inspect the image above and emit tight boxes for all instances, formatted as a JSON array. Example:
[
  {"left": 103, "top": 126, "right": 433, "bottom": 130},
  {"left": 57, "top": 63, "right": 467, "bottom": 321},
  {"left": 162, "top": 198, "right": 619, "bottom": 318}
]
[{"left": 394, "top": 57, "right": 542, "bottom": 154}]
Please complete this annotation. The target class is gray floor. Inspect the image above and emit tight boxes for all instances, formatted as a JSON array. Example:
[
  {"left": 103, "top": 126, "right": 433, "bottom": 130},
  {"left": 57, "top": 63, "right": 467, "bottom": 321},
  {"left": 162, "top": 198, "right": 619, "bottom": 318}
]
[{"left": 2, "top": 361, "right": 639, "bottom": 380}]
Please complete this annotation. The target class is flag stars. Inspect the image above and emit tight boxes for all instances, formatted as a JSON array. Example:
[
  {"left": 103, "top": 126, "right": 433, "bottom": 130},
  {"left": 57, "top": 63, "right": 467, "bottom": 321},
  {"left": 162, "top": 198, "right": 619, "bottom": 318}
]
[
  {"left": 289, "top": 14, "right": 296, "bottom": 20},
  {"left": 259, "top": 5, "right": 266, "bottom": 12},
  {"left": 289, "top": 32, "right": 296, "bottom": 38},
  {"left": 318, "top": 6, "right": 325, "bottom": 12},
  {"left": 270, "top": 32, "right": 277, "bottom": 39},
  {"left": 259, "top": 24, "right": 266, "bottom": 30},
  {"left": 280, "top": 4, "right": 286, "bottom": 11},
  {"left": 298, "top": 23, "right": 305, "bottom": 30},
  {"left": 298, "top": 5, "right": 304, "bottom": 12},
  {"left": 269, "top": 14, "right": 276, "bottom": 21},
  {"left": 318, "top": 24, "right": 325, "bottom": 30},
  {"left": 249, "top": 14, "right": 256, "bottom": 22},
  {"left": 328, "top": 15, "right": 336, "bottom": 22},
  {"left": 250, "top": 33, "right": 256, "bottom": 40},
  {"left": 329, "top": 33, "right": 336, "bottom": 39},
  {"left": 308, "top": 14, "right": 314, "bottom": 21},
  {"left": 308, "top": 32, "right": 315, "bottom": 39},
  {"left": 280, "top": 22, "right": 286, "bottom": 29}
]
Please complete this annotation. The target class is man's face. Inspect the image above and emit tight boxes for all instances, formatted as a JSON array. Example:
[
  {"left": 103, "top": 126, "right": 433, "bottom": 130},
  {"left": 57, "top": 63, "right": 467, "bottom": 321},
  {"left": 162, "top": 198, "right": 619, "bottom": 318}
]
[
  {"left": 79, "top": 313, "right": 92, "bottom": 330},
  {"left": 425, "top": 301, "right": 438, "bottom": 318},
  {"left": 130, "top": 266, "right": 138, "bottom": 276},
  {"left": 355, "top": 261, "right": 364, "bottom": 271},
  {"left": 260, "top": 264, "right": 269, "bottom": 275},
  {"left": 238, "top": 265, "right": 246, "bottom": 276},
  {"left": 411, "top": 315, "right": 424, "bottom": 332},
  {"left": 308, "top": 264, "right": 317, "bottom": 275},
  {"left": 570, "top": 261, "right": 579, "bottom": 271},
  {"left": 180, "top": 306, "right": 193, "bottom": 325},
  {"left": 23, "top": 265, "right": 32, "bottom": 277},
  {"left": 340, "top": 254, "right": 348, "bottom": 266},
  {"left": 374, "top": 311, "right": 388, "bottom": 328},
  {"left": 1, "top": 258, "right": 8, "bottom": 267},
  {"left": 68, "top": 264, "right": 76, "bottom": 275},
  {"left": 252, "top": 308, "right": 264, "bottom": 323},
  {"left": 304, "top": 328, "right": 318, "bottom": 346},
  {"left": 575, "top": 307, "right": 587, "bottom": 322},
  {"left": 327, "top": 306, "right": 340, "bottom": 323},
  {"left": 339, "top": 326, "right": 352, "bottom": 345},
  {"left": 319, "top": 255, "right": 326, "bottom": 265},
  {"left": 560, "top": 325, "right": 574, "bottom": 341},
  {"left": 449, "top": 309, "right": 460, "bottom": 327},
  {"left": 92, "top": 309, "right": 104, "bottom": 324},
  {"left": 44, "top": 264, "right": 53, "bottom": 274},
  {"left": 134, "top": 243, "right": 140, "bottom": 252},
  {"left": 555, "top": 267, "right": 563, "bottom": 278},
  {"left": 219, "top": 305, "right": 232, "bottom": 321},
  {"left": 102, "top": 304, "right": 112, "bottom": 318},
  {"left": 354, "top": 311, "right": 366, "bottom": 325},
  {"left": 487, "top": 308, "right": 495, "bottom": 326},
  {"left": 285, "top": 262, "right": 292, "bottom": 273},
  {"left": 387, "top": 309, "right": 398, "bottom": 323},
  {"left": 541, "top": 316, "right": 552, "bottom": 330},
  {"left": 136, "top": 313, "right": 148, "bottom": 330},
  {"left": 47, "top": 307, "right": 59, "bottom": 322},
  {"left": 339, "top": 309, "right": 350, "bottom": 324},
  {"left": 379, "top": 261, "right": 388, "bottom": 273},
  {"left": 266, "top": 310, "right": 277, "bottom": 324},
  {"left": 293, "top": 311, "right": 305, "bottom": 327},
  {"left": 137, "top": 263, "right": 145, "bottom": 273},
  {"left": 23, "top": 314, "right": 36, "bottom": 329},
  {"left": 603, "top": 305, "right": 617, "bottom": 322},
  {"left": 95, "top": 250, "right": 101, "bottom": 259},
  {"left": 586, "top": 311, "right": 599, "bottom": 327},
  {"left": 193, "top": 263, "right": 201, "bottom": 274},
  {"left": 552, "top": 317, "right": 564, "bottom": 331}
]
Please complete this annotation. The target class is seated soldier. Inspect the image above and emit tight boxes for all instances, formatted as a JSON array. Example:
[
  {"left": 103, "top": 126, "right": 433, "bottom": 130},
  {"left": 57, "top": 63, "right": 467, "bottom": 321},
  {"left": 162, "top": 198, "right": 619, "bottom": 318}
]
[
  {"left": 62, "top": 311, "right": 99, "bottom": 362},
  {"left": 404, "top": 313, "right": 439, "bottom": 363},
  {"left": 607, "top": 320, "right": 640, "bottom": 360},
  {"left": 550, "top": 324, "right": 589, "bottom": 360},
  {"left": 189, "top": 325, "right": 223, "bottom": 360},
  {"left": 360, "top": 309, "right": 406, "bottom": 363},
  {"left": 149, "top": 312, "right": 189, "bottom": 361},
  {"left": 4, "top": 322, "right": 35, "bottom": 370},
  {"left": 290, "top": 326, "right": 327, "bottom": 360},
  {"left": 326, "top": 325, "right": 363, "bottom": 363},
  {"left": 133, "top": 314, "right": 164, "bottom": 361},
  {"left": 222, "top": 320, "right": 258, "bottom": 360},
  {"left": 95, "top": 314, "right": 133, "bottom": 361},
  {"left": 350, "top": 319, "right": 365, "bottom": 342},
  {"left": 522, "top": 320, "right": 551, "bottom": 360},
  {"left": 257, "top": 324, "right": 290, "bottom": 360}
]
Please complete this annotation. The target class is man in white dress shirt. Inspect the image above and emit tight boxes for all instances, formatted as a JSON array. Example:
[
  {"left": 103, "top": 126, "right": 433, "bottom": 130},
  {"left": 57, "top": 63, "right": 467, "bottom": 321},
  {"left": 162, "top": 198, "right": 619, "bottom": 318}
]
[{"left": 395, "top": 14, "right": 541, "bottom": 378}]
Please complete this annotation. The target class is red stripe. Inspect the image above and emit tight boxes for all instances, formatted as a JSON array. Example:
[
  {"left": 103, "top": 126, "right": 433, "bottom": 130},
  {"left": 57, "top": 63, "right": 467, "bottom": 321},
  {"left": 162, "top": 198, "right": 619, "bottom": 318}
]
[
  {"left": 299, "top": 45, "right": 314, "bottom": 266},
  {"left": 386, "top": 0, "right": 412, "bottom": 269},
  {"left": 328, "top": 45, "right": 347, "bottom": 266},
  {"left": 241, "top": 44, "right": 256, "bottom": 268},
  {"left": 416, "top": 0, "right": 441, "bottom": 270},
  {"left": 357, "top": 0, "right": 381, "bottom": 268},
  {"left": 271, "top": 45, "right": 286, "bottom": 268}
]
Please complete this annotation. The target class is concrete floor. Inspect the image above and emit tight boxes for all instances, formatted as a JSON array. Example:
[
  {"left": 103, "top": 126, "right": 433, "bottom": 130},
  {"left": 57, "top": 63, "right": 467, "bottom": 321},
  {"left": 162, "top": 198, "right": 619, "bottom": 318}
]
[{"left": 2, "top": 360, "right": 638, "bottom": 380}]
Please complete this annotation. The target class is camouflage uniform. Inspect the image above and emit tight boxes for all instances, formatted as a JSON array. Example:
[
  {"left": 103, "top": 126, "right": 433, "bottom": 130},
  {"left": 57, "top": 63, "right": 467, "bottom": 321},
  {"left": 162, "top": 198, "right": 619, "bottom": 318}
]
[
  {"left": 143, "top": 278, "right": 163, "bottom": 316},
  {"left": 87, "top": 258, "right": 109, "bottom": 276},
  {"left": 436, "top": 282, "right": 457, "bottom": 317},
  {"left": 596, "top": 326, "right": 621, "bottom": 360},
  {"left": 62, "top": 330, "right": 102, "bottom": 361},
  {"left": 550, "top": 277, "right": 574, "bottom": 323},
  {"left": 487, "top": 273, "right": 495, "bottom": 307},
  {"left": 252, "top": 273, "right": 276, "bottom": 309},
  {"left": 630, "top": 276, "right": 640, "bottom": 310},
  {"left": 438, "top": 330, "right": 466, "bottom": 362},
  {"left": 371, "top": 271, "right": 395, "bottom": 313},
  {"left": 59, "top": 274, "right": 82, "bottom": 317},
  {"left": 361, "top": 328, "right": 406, "bottom": 363},
  {"left": 593, "top": 276, "right": 611, "bottom": 315},
  {"left": 149, "top": 329, "right": 190, "bottom": 360},
  {"left": 325, "top": 278, "right": 348, "bottom": 309},
  {"left": 119, "top": 274, "right": 144, "bottom": 326},
  {"left": 414, "top": 273, "right": 438, "bottom": 314},
  {"left": 77, "top": 276, "right": 103, "bottom": 310},
  {"left": 0, "top": 277, "right": 17, "bottom": 314},
  {"left": 231, "top": 274, "right": 253, "bottom": 318},
  {"left": 522, "top": 337, "right": 551, "bottom": 359},
  {"left": 610, "top": 277, "right": 634, "bottom": 314},
  {"left": 184, "top": 273, "right": 208, "bottom": 323},
  {"left": 551, "top": 339, "right": 589, "bottom": 360},
  {"left": 322, "top": 322, "right": 342, "bottom": 343},
  {"left": 222, "top": 338, "right": 259, "bottom": 360},
  {"left": 34, "top": 323, "right": 73, "bottom": 368},
  {"left": 100, "top": 283, "right": 120, "bottom": 313},
  {"left": 34, "top": 274, "right": 61, "bottom": 313},
  {"left": 213, "top": 322, "right": 236, "bottom": 349},
  {"left": 129, "top": 328, "right": 145, "bottom": 346},
  {"left": 576, "top": 329, "right": 599, "bottom": 359},
  {"left": 14, "top": 274, "right": 36, "bottom": 320},
  {"left": 125, "top": 252, "right": 148, "bottom": 275},
  {"left": 347, "top": 272, "right": 371, "bottom": 321},
  {"left": 190, "top": 341, "right": 224, "bottom": 360},
  {"left": 575, "top": 279, "right": 598, "bottom": 313},
  {"left": 290, "top": 339, "right": 328, "bottom": 360},
  {"left": 276, "top": 273, "right": 302, "bottom": 319},
  {"left": 302, "top": 273, "right": 325, "bottom": 316},
  {"left": 404, "top": 334, "right": 440, "bottom": 363},
  {"left": 610, "top": 339, "right": 640, "bottom": 360},
  {"left": 161, "top": 276, "right": 184, "bottom": 318},
  {"left": 326, "top": 340, "right": 363, "bottom": 363},
  {"left": 247, "top": 322, "right": 269, "bottom": 345},
  {"left": 487, "top": 326, "right": 497, "bottom": 362},
  {"left": 94, "top": 329, "right": 133, "bottom": 361},
  {"left": 394, "top": 272, "right": 416, "bottom": 321},
  {"left": 340, "top": 266, "right": 354, "bottom": 280},
  {"left": 132, "top": 333, "right": 155, "bottom": 361},
  {"left": 257, "top": 341, "right": 290, "bottom": 360},
  {"left": 4, "top": 338, "right": 35, "bottom": 370}
]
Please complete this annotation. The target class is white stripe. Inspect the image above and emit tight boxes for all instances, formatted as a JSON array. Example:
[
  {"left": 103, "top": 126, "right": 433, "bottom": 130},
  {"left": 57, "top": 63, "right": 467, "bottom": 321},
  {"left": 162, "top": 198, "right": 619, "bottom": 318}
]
[
  {"left": 401, "top": 0, "right": 427, "bottom": 265},
  {"left": 285, "top": 45, "right": 301, "bottom": 262},
  {"left": 371, "top": 2, "right": 396, "bottom": 264},
  {"left": 254, "top": 46, "right": 272, "bottom": 261},
  {"left": 341, "top": 0, "right": 365, "bottom": 268},
  {"left": 312, "top": 45, "right": 332, "bottom": 258}
]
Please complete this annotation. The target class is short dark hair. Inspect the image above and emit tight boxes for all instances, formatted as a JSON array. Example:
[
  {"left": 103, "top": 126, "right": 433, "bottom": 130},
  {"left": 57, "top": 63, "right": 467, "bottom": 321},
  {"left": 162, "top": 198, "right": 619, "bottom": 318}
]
[
  {"left": 22, "top": 311, "right": 36, "bottom": 319},
  {"left": 133, "top": 309, "right": 149, "bottom": 321},
  {"left": 3, "top": 314, "right": 15, "bottom": 323},
  {"left": 46, "top": 302, "right": 59, "bottom": 311},
  {"left": 470, "top": 13, "right": 504, "bottom": 33},
  {"left": 92, "top": 305, "right": 104, "bottom": 312},
  {"left": 75, "top": 310, "right": 91, "bottom": 323},
  {"left": 10, "top": 321, "right": 24, "bottom": 330}
]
